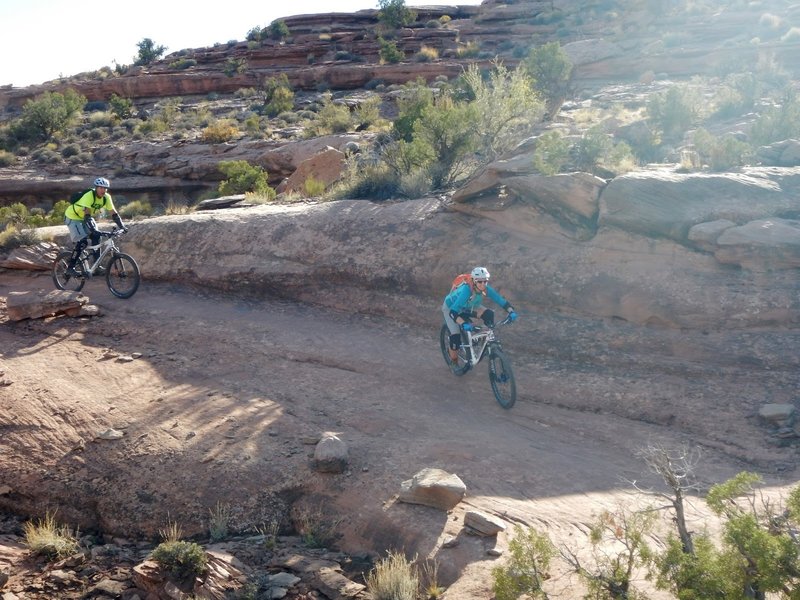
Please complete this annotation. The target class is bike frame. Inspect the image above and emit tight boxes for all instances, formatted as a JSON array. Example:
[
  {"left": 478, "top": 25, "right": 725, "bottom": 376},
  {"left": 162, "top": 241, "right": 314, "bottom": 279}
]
[
  {"left": 460, "top": 316, "right": 511, "bottom": 367},
  {"left": 81, "top": 233, "right": 119, "bottom": 275}
]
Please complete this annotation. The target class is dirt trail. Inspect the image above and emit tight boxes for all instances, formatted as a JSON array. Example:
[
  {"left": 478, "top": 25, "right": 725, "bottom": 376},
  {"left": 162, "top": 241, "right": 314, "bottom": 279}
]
[{"left": 1, "top": 270, "right": 798, "bottom": 596}]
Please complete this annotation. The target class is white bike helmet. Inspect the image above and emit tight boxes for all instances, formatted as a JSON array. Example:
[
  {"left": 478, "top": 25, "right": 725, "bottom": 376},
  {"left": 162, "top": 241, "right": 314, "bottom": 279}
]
[
  {"left": 93, "top": 177, "right": 111, "bottom": 188},
  {"left": 471, "top": 266, "right": 490, "bottom": 281}
]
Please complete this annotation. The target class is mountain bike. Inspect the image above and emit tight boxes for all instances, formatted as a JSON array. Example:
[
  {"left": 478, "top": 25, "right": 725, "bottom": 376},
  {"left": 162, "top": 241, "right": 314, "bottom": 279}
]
[
  {"left": 439, "top": 315, "right": 517, "bottom": 409},
  {"left": 52, "top": 227, "right": 140, "bottom": 299}
]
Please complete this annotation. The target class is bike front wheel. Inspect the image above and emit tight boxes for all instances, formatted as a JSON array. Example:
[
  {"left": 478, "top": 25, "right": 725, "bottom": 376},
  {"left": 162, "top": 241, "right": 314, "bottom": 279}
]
[
  {"left": 106, "top": 253, "right": 140, "bottom": 299},
  {"left": 52, "top": 251, "right": 86, "bottom": 292},
  {"left": 439, "top": 324, "right": 469, "bottom": 376},
  {"left": 488, "top": 348, "right": 516, "bottom": 409}
]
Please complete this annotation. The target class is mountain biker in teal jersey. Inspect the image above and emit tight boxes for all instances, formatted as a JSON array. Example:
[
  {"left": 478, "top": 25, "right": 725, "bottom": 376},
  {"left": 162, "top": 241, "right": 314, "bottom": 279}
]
[
  {"left": 64, "top": 177, "right": 126, "bottom": 275},
  {"left": 441, "top": 266, "right": 517, "bottom": 363}
]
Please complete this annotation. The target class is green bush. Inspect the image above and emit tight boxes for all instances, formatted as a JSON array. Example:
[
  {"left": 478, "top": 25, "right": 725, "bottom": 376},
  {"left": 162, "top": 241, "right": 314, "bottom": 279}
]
[
  {"left": 269, "top": 20, "right": 290, "bottom": 40},
  {"left": 17, "top": 89, "right": 86, "bottom": 142},
  {"left": 646, "top": 85, "right": 701, "bottom": 142},
  {"left": 109, "top": 94, "right": 134, "bottom": 120},
  {"left": 522, "top": 41, "right": 573, "bottom": 118},
  {"left": 414, "top": 46, "right": 439, "bottom": 62},
  {"left": 533, "top": 130, "right": 570, "bottom": 175},
  {"left": 379, "top": 37, "right": 405, "bottom": 64},
  {"left": 224, "top": 57, "right": 247, "bottom": 77},
  {"left": 169, "top": 58, "right": 197, "bottom": 70},
  {"left": 151, "top": 541, "right": 207, "bottom": 581},
  {"left": 306, "top": 93, "right": 352, "bottom": 136},
  {"left": 378, "top": 0, "right": 417, "bottom": 29},
  {"left": 217, "top": 160, "right": 273, "bottom": 197},
  {"left": 134, "top": 38, "right": 167, "bottom": 66},
  {"left": 693, "top": 129, "right": 752, "bottom": 171},
  {"left": 749, "top": 89, "right": 800, "bottom": 146},
  {"left": 492, "top": 526, "right": 556, "bottom": 600},
  {"left": 330, "top": 161, "right": 400, "bottom": 201},
  {"left": 259, "top": 74, "right": 295, "bottom": 117}
]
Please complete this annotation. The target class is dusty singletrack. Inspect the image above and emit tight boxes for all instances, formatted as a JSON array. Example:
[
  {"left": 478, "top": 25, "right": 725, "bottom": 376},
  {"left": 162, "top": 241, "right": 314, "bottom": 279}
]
[{"left": 1, "top": 270, "right": 798, "bottom": 596}]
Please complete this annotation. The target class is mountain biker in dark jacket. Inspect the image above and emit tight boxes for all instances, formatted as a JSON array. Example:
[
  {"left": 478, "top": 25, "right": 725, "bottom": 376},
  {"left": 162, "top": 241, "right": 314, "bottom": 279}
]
[
  {"left": 64, "top": 177, "right": 126, "bottom": 275},
  {"left": 441, "top": 266, "right": 517, "bottom": 363}
]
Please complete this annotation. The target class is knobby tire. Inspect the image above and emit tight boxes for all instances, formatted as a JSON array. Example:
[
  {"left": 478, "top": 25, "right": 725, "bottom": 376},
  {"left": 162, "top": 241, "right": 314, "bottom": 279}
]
[
  {"left": 439, "top": 324, "right": 469, "bottom": 376},
  {"left": 52, "top": 251, "right": 86, "bottom": 292},
  {"left": 106, "top": 253, "right": 140, "bottom": 299},
  {"left": 488, "top": 347, "right": 516, "bottom": 409}
]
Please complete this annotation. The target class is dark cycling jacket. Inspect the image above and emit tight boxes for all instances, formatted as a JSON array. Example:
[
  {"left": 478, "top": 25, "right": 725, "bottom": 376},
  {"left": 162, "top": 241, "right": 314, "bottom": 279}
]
[{"left": 445, "top": 282, "right": 511, "bottom": 315}]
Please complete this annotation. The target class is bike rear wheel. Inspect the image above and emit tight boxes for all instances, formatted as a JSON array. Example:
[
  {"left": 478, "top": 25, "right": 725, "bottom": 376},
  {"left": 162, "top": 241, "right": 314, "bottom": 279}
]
[
  {"left": 488, "top": 348, "right": 516, "bottom": 409},
  {"left": 439, "top": 324, "right": 469, "bottom": 376},
  {"left": 52, "top": 251, "right": 86, "bottom": 292},
  {"left": 106, "top": 253, "right": 140, "bottom": 299}
]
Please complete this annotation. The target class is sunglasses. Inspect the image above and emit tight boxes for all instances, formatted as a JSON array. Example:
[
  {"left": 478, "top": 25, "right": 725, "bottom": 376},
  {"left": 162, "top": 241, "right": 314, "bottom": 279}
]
[{"left": 474, "top": 279, "right": 487, "bottom": 284}]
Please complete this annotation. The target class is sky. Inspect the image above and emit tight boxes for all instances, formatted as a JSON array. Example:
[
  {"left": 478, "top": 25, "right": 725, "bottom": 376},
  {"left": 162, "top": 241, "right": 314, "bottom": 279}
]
[{"left": 0, "top": 0, "right": 484, "bottom": 88}]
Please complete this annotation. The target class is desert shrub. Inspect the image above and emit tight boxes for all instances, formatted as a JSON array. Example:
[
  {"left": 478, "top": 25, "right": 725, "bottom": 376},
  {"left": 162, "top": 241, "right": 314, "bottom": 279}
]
[
  {"left": 399, "top": 168, "right": 432, "bottom": 198},
  {"left": 208, "top": 501, "right": 231, "bottom": 543},
  {"left": 693, "top": 129, "right": 752, "bottom": 171},
  {"left": 646, "top": 85, "right": 702, "bottom": 142},
  {"left": 50, "top": 200, "right": 69, "bottom": 222},
  {"left": 117, "top": 199, "right": 153, "bottom": 218},
  {"left": 749, "top": 90, "right": 800, "bottom": 146},
  {"left": 413, "top": 95, "right": 480, "bottom": 188},
  {"left": 169, "top": 58, "right": 197, "bottom": 70},
  {"left": 492, "top": 526, "right": 556, "bottom": 600},
  {"left": 134, "top": 38, "right": 167, "bottom": 66},
  {"left": 392, "top": 78, "right": 435, "bottom": 142},
  {"left": 269, "top": 19, "right": 290, "bottom": 40},
  {"left": 414, "top": 46, "right": 439, "bottom": 62},
  {"left": 306, "top": 93, "right": 352, "bottom": 136},
  {"left": 164, "top": 200, "right": 193, "bottom": 215},
  {"left": 379, "top": 37, "right": 405, "bottom": 64},
  {"left": 217, "top": 160, "right": 273, "bottom": 197},
  {"left": 0, "top": 149, "right": 16, "bottom": 166},
  {"left": 17, "top": 89, "right": 86, "bottom": 142},
  {"left": 303, "top": 176, "right": 326, "bottom": 198},
  {"left": 330, "top": 161, "right": 401, "bottom": 201},
  {"left": 152, "top": 541, "right": 207, "bottom": 581},
  {"left": 378, "top": 0, "right": 416, "bottom": 29},
  {"left": 259, "top": 74, "right": 295, "bottom": 117},
  {"left": 533, "top": 130, "right": 570, "bottom": 175},
  {"left": 574, "top": 126, "right": 614, "bottom": 172},
  {"left": 456, "top": 41, "right": 480, "bottom": 58},
  {"left": 354, "top": 95, "right": 383, "bottom": 130},
  {"left": 60, "top": 143, "right": 80, "bottom": 158},
  {"left": 459, "top": 61, "right": 544, "bottom": 160},
  {"left": 292, "top": 505, "right": 341, "bottom": 549},
  {"left": 425, "top": 19, "right": 441, "bottom": 28},
  {"left": 256, "top": 519, "right": 280, "bottom": 551},
  {"left": 224, "top": 57, "right": 247, "bottom": 77},
  {"left": 109, "top": 94, "right": 134, "bottom": 120},
  {"left": 522, "top": 41, "right": 573, "bottom": 118},
  {"left": 88, "top": 111, "right": 115, "bottom": 128},
  {"left": 0, "top": 226, "right": 40, "bottom": 250},
  {"left": 439, "top": 14, "right": 451, "bottom": 24},
  {"left": 712, "top": 73, "right": 759, "bottom": 120},
  {"left": 366, "top": 551, "right": 419, "bottom": 600},
  {"left": 201, "top": 119, "right": 239, "bottom": 143},
  {"left": 23, "top": 511, "right": 79, "bottom": 559}
]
